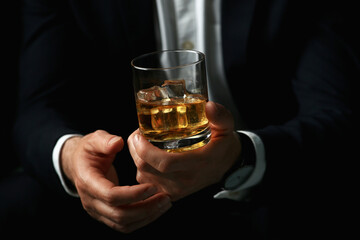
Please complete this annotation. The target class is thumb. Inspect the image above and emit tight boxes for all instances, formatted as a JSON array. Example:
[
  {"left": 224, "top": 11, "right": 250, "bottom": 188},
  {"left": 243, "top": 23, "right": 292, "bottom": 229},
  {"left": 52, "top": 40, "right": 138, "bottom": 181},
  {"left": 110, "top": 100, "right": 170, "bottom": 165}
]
[
  {"left": 86, "top": 130, "right": 124, "bottom": 156},
  {"left": 206, "top": 101, "right": 235, "bottom": 138}
]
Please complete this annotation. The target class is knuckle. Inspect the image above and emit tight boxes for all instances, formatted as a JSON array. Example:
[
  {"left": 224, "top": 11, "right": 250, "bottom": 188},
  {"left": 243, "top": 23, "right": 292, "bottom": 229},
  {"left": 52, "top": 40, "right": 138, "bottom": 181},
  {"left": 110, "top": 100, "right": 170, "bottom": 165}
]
[
  {"left": 82, "top": 202, "right": 91, "bottom": 212},
  {"left": 109, "top": 221, "right": 129, "bottom": 233},
  {"left": 107, "top": 221, "right": 119, "bottom": 230},
  {"left": 112, "top": 211, "right": 127, "bottom": 224},
  {"left": 136, "top": 171, "right": 144, "bottom": 183},
  {"left": 110, "top": 213, "right": 134, "bottom": 233},
  {"left": 81, "top": 200, "right": 96, "bottom": 217},
  {"left": 135, "top": 171, "right": 151, "bottom": 185},
  {"left": 136, "top": 158, "right": 148, "bottom": 172},
  {"left": 90, "top": 130, "right": 108, "bottom": 144},
  {"left": 102, "top": 191, "right": 117, "bottom": 205},
  {"left": 157, "top": 160, "right": 171, "bottom": 173},
  {"left": 93, "top": 129, "right": 105, "bottom": 137}
]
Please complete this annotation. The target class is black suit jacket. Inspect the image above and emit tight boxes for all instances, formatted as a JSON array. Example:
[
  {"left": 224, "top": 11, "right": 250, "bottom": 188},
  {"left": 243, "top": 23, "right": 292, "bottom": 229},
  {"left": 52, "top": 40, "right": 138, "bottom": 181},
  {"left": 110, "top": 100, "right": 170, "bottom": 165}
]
[{"left": 14, "top": 0, "right": 358, "bottom": 237}]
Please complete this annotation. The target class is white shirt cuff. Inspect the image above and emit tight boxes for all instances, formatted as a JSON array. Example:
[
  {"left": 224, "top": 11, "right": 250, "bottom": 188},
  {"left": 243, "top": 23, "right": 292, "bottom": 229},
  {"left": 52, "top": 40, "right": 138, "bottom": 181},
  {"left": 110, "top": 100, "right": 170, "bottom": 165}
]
[
  {"left": 213, "top": 131, "right": 266, "bottom": 201},
  {"left": 52, "top": 134, "right": 82, "bottom": 197}
]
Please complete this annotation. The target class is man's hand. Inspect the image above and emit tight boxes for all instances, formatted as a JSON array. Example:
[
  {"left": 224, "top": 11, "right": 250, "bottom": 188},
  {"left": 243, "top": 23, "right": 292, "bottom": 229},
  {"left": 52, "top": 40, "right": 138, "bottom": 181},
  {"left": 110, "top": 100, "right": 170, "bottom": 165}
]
[
  {"left": 60, "top": 130, "right": 172, "bottom": 233},
  {"left": 128, "top": 102, "right": 241, "bottom": 201}
]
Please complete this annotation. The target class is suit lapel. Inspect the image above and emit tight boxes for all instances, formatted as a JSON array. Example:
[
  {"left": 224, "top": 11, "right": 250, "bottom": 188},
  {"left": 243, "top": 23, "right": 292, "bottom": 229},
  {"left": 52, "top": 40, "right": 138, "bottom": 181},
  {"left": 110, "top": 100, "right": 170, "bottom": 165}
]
[
  {"left": 116, "top": 0, "right": 157, "bottom": 59},
  {"left": 221, "top": 0, "right": 257, "bottom": 77}
]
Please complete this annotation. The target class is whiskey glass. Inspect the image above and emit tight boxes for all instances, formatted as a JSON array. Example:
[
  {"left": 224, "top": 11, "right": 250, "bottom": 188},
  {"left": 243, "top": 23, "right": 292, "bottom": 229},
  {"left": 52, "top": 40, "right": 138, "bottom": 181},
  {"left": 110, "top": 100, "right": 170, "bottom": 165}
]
[{"left": 131, "top": 50, "right": 210, "bottom": 152}]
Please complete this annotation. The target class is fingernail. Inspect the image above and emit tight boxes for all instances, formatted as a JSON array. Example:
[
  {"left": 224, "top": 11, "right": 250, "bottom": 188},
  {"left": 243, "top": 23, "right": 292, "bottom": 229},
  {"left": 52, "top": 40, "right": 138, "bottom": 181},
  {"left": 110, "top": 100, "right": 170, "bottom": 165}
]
[{"left": 108, "top": 136, "right": 121, "bottom": 146}]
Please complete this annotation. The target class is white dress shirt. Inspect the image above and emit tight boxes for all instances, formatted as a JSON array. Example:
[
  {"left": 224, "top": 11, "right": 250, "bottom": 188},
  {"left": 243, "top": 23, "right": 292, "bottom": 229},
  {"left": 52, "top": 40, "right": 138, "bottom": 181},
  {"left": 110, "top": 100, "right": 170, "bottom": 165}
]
[{"left": 52, "top": 0, "right": 266, "bottom": 201}]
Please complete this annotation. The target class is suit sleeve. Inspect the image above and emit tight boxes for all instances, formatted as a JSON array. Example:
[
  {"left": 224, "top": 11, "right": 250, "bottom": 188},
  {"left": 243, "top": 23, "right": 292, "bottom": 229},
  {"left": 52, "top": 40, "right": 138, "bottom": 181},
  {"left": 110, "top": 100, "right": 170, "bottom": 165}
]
[
  {"left": 14, "top": 1, "right": 84, "bottom": 194},
  {"left": 253, "top": 4, "right": 358, "bottom": 213}
]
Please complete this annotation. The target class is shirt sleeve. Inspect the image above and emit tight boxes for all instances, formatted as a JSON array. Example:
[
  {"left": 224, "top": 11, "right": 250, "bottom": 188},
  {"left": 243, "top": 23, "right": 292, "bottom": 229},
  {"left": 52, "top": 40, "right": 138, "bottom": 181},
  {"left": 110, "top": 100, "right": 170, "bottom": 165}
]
[
  {"left": 213, "top": 131, "right": 266, "bottom": 201},
  {"left": 52, "top": 134, "right": 82, "bottom": 197}
]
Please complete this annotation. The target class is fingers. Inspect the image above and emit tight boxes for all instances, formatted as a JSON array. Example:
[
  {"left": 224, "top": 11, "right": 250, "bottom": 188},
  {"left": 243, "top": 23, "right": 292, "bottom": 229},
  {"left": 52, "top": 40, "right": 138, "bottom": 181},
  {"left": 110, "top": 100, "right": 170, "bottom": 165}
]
[
  {"left": 84, "top": 175, "right": 158, "bottom": 206},
  {"left": 128, "top": 130, "right": 187, "bottom": 173},
  {"left": 68, "top": 130, "right": 172, "bottom": 233},
  {"left": 84, "top": 130, "right": 124, "bottom": 157},
  {"left": 122, "top": 193, "right": 171, "bottom": 232},
  {"left": 86, "top": 192, "right": 172, "bottom": 233},
  {"left": 127, "top": 102, "right": 240, "bottom": 203},
  {"left": 80, "top": 176, "right": 172, "bottom": 233},
  {"left": 128, "top": 102, "right": 236, "bottom": 173},
  {"left": 205, "top": 101, "right": 234, "bottom": 137}
]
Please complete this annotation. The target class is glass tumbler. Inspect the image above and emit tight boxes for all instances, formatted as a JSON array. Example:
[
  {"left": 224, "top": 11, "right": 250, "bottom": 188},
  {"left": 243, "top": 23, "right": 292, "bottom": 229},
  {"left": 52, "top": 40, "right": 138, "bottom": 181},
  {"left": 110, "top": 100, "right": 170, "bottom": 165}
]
[{"left": 131, "top": 50, "right": 211, "bottom": 152}]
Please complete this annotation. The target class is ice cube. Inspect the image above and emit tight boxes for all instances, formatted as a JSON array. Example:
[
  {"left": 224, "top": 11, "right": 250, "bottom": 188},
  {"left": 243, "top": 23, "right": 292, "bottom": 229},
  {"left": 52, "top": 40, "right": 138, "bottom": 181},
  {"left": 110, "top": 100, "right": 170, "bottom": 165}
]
[
  {"left": 161, "top": 79, "right": 187, "bottom": 98},
  {"left": 150, "top": 105, "right": 188, "bottom": 130},
  {"left": 137, "top": 86, "right": 169, "bottom": 102}
]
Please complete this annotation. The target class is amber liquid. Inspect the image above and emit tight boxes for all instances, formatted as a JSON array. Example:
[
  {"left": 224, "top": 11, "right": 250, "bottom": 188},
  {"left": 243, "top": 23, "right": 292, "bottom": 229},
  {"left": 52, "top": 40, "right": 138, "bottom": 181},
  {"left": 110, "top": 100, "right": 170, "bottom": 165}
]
[{"left": 136, "top": 95, "right": 209, "bottom": 142}]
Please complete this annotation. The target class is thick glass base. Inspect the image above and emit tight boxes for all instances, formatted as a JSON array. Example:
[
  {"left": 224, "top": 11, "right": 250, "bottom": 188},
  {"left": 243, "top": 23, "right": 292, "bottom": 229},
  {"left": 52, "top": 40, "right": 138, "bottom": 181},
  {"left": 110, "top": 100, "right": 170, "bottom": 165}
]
[{"left": 149, "top": 127, "right": 211, "bottom": 153}]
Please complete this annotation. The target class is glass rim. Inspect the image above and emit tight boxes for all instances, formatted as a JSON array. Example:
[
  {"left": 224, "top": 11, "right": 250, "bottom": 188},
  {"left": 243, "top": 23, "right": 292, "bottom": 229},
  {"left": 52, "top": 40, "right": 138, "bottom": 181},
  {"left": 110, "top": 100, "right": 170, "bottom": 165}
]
[{"left": 131, "top": 49, "right": 205, "bottom": 71}]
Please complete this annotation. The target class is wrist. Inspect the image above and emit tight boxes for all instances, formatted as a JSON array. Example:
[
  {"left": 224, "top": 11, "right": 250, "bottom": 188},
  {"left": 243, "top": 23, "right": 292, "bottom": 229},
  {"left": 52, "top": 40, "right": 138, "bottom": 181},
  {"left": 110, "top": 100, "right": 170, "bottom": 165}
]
[
  {"left": 222, "top": 132, "right": 244, "bottom": 180},
  {"left": 60, "top": 136, "right": 82, "bottom": 185},
  {"left": 221, "top": 132, "right": 256, "bottom": 190}
]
